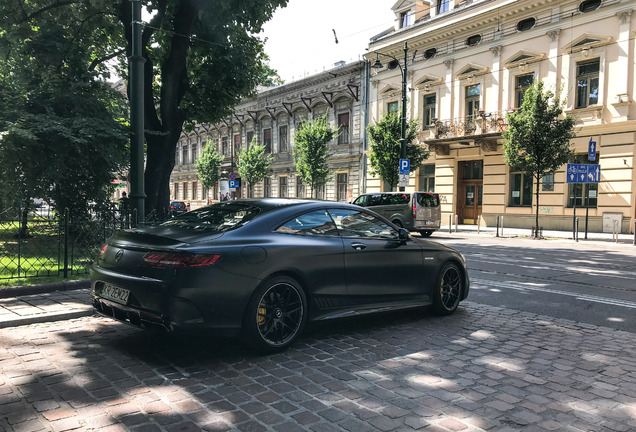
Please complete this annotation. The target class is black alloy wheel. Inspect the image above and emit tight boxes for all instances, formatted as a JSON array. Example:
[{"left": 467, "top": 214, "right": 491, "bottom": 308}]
[
  {"left": 392, "top": 219, "right": 404, "bottom": 228},
  {"left": 420, "top": 230, "right": 433, "bottom": 237},
  {"left": 243, "top": 276, "right": 307, "bottom": 352},
  {"left": 432, "top": 262, "right": 462, "bottom": 315}
]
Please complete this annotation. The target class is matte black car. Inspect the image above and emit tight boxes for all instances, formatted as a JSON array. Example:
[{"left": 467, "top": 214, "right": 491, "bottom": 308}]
[{"left": 91, "top": 199, "right": 469, "bottom": 352}]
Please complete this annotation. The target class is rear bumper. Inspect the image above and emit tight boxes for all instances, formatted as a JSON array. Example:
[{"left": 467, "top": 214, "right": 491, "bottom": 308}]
[{"left": 92, "top": 296, "right": 172, "bottom": 330}]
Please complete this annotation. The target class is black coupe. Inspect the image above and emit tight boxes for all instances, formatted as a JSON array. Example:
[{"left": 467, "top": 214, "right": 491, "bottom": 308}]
[{"left": 91, "top": 199, "right": 469, "bottom": 352}]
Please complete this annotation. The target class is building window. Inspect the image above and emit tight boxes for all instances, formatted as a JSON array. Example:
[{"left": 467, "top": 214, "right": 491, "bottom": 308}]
[
  {"left": 338, "top": 113, "right": 350, "bottom": 144},
  {"left": 279, "top": 177, "right": 288, "bottom": 198},
  {"left": 264, "top": 177, "right": 271, "bottom": 197},
  {"left": 246, "top": 131, "right": 254, "bottom": 147},
  {"left": 221, "top": 137, "right": 228, "bottom": 156},
  {"left": 400, "top": 10, "right": 412, "bottom": 28},
  {"left": 423, "top": 94, "right": 436, "bottom": 130},
  {"left": 509, "top": 172, "right": 533, "bottom": 206},
  {"left": 542, "top": 173, "right": 554, "bottom": 191},
  {"left": 568, "top": 154, "right": 599, "bottom": 208},
  {"left": 576, "top": 59, "right": 599, "bottom": 108},
  {"left": 279, "top": 126, "right": 288, "bottom": 152},
  {"left": 316, "top": 185, "right": 325, "bottom": 200},
  {"left": 192, "top": 181, "right": 198, "bottom": 200},
  {"left": 234, "top": 134, "right": 241, "bottom": 155},
  {"left": 579, "top": 0, "right": 601, "bottom": 13},
  {"left": 419, "top": 164, "right": 435, "bottom": 192},
  {"left": 263, "top": 128, "right": 272, "bottom": 153},
  {"left": 515, "top": 74, "right": 534, "bottom": 108},
  {"left": 465, "top": 84, "right": 480, "bottom": 122},
  {"left": 296, "top": 177, "right": 305, "bottom": 198},
  {"left": 517, "top": 18, "right": 536, "bottom": 32},
  {"left": 182, "top": 144, "right": 188, "bottom": 165},
  {"left": 437, "top": 0, "right": 449, "bottom": 14},
  {"left": 337, "top": 173, "right": 348, "bottom": 202},
  {"left": 466, "top": 34, "right": 482, "bottom": 47},
  {"left": 191, "top": 142, "right": 198, "bottom": 164},
  {"left": 424, "top": 48, "right": 437, "bottom": 59},
  {"left": 183, "top": 182, "right": 188, "bottom": 200},
  {"left": 462, "top": 161, "right": 483, "bottom": 180},
  {"left": 387, "top": 101, "right": 399, "bottom": 114}
]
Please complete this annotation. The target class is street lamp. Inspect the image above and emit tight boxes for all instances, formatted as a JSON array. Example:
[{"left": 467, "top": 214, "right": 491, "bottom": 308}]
[{"left": 372, "top": 41, "right": 408, "bottom": 191}]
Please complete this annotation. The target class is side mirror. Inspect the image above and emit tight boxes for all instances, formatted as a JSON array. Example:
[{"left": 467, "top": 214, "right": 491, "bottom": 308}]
[{"left": 398, "top": 228, "right": 410, "bottom": 243}]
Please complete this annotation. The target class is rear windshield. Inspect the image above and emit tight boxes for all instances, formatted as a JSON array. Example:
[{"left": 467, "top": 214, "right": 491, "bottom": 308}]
[
  {"left": 416, "top": 193, "right": 440, "bottom": 207},
  {"left": 161, "top": 203, "right": 261, "bottom": 232}
]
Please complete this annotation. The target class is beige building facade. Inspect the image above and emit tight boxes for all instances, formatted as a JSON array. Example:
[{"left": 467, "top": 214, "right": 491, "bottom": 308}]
[
  {"left": 367, "top": 0, "right": 636, "bottom": 233},
  {"left": 171, "top": 61, "right": 368, "bottom": 207}
]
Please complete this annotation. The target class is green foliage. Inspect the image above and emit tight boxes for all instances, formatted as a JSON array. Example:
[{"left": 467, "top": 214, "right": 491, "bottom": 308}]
[
  {"left": 367, "top": 112, "right": 429, "bottom": 191},
  {"left": 0, "top": 1, "right": 129, "bottom": 216},
  {"left": 196, "top": 139, "right": 223, "bottom": 191},
  {"left": 236, "top": 138, "right": 273, "bottom": 198},
  {"left": 503, "top": 80, "right": 576, "bottom": 234},
  {"left": 293, "top": 114, "right": 335, "bottom": 198}
]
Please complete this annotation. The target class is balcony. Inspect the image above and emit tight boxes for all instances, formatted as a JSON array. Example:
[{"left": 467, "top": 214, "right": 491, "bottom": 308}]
[{"left": 429, "top": 110, "right": 510, "bottom": 140}]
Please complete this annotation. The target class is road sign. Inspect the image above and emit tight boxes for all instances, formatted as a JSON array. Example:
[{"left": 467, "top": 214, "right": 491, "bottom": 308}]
[
  {"left": 399, "top": 159, "right": 410, "bottom": 175},
  {"left": 566, "top": 164, "right": 601, "bottom": 184},
  {"left": 229, "top": 172, "right": 236, "bottom": 181},
  {"left": 398, "top": 174, "right": 409, "bottom": 188},
  {"left": 588, "top": 138, "right": 596, "bottom": 161},
  {"left": 228, "top": 179, "right": 240, "bottom": 189}
]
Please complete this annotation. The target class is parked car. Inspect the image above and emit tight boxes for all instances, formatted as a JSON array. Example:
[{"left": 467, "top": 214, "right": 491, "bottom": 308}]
[
  {"left": 169, "top": 201, "right": 187, "bottom": 217},
  {"left": 91, "top": 199, "right": 469, "bottom": 352},
  {"left": 352, "top": 191, "right": 441, "bottom": 237},
  {"left": 33, "top": 198, "right": 45, "bottom": 208}
]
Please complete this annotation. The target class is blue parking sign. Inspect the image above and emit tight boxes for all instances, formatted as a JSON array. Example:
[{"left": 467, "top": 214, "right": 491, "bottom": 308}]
[{"left": 399, "top": 159, "right": 410, "bottom": 175}]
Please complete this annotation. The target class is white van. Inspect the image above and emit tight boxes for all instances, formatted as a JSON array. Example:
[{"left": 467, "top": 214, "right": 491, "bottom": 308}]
[{"left": 352, "top": 191, "right": 441, "bottom": 237}]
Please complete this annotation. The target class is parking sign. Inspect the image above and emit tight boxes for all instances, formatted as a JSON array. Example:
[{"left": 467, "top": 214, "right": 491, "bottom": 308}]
[{"left": 399, "top": 159, "right": 410, "bottom": 175}]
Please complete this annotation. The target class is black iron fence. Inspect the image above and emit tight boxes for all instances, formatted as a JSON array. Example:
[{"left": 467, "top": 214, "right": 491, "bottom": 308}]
[{"left": 0, "top": 204, "right": 149, "bottom": 281}]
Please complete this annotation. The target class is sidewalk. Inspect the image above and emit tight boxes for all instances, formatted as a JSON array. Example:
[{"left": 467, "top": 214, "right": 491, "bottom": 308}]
[
  {"left": 0, "top": 280, "right": 93, "bottom": 329},
  {"left": 0, "top": 225, "right": 633, "bottom": 329}
]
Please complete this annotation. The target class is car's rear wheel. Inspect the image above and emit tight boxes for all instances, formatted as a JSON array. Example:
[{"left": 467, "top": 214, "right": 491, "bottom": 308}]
[
  {"left": 432, "top": 262, "right": 462, "bottom": 315},
  {"left": 392, "top": 219, "right": 404, "bottom": 228},
  {"left": 419, "top": 230, "right": 433, "bottom": 237},
  {"left": 243, "top": 276, "right": 307, "bottom": 353}
]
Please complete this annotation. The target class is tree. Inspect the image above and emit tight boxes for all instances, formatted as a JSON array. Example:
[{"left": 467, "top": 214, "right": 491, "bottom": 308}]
[
  {"left": 0, "top": 6, "right": 129, "bottom": 227},
  {"left": 503, "top": 80, "right": 576, "bottom": 237},
  {"left": 293, "top": 114, "right": 336, "bottom": 199},
  {"left": 236, "top": 138, "right": 273, "bottom": 198},
  {"left": 367, "top": 112, "right": 429, "bottom": 191},
  {"left": 0, "top": 0, "right": 287, "bottom": 216},
  {"left": 196, "top": 139, "right": 223, "bottom": 200}
]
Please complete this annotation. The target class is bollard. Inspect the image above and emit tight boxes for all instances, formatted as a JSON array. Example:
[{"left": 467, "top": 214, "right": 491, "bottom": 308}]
[
  {"left": 614, "top": 220, "right": 619, "bottom": 243},
  {"left": 501, "top": 216, "right": 504, "bottom": 237},
  {"left": 477, "top": 215, "right": 481, "bottom": 234},
  {"left": 448, "top": 214, "right": 452, "bottom": 234},
  {"left": 496, "top": 215, "right": 500, "bottom": 237},
  {"left": 575, "top": 217, "right": 579, "bottom": 242},
  {"left": 455, "top": 214, "right": 458, "bottom": 233}
]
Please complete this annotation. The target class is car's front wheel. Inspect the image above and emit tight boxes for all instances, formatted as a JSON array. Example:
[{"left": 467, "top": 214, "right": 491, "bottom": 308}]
[
  {"left": 419, "top": 230, "right": 433, "bottom": 237},
  {"left": 242, "top": 276, "right": 307, "bottom": 353},
  {"left": 432, "top": 262, "right": 463, "bottom": 315}
]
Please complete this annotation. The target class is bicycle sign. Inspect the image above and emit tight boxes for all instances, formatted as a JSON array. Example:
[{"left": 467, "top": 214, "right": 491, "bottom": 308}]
[{"left": 566, "top": 164, "right": 600, "bottom": 184}]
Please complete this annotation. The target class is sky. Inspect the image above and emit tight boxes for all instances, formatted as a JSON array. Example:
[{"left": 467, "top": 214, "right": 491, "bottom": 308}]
[{"left": 261, "top": 0, "right": 396, "bottom": 83}]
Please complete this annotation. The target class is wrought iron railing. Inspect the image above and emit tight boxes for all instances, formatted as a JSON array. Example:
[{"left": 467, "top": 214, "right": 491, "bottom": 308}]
[{"left": 430, "top": 110, "right": 511, "bottom": 139}]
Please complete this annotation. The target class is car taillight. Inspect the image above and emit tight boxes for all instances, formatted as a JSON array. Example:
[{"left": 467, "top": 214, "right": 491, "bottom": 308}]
[
  {"left": 99, "top": 244, "right": 108, "bottom": 258},
  {"left": 413, "top": 203, "right": 416, "bottom": 218},
  {"left": 142, "top": 252, "right": 221, "bottom": 268},
  {"left": 170, "top": 205, "right": 175, "bottom": 209}
]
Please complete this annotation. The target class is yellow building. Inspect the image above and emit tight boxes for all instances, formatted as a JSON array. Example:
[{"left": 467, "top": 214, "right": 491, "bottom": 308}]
[{"left": 367, "top": 0, "right": 635, "bottom": 233}]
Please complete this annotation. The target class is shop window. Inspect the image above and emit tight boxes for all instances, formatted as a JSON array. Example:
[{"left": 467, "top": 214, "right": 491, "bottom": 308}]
[
  {"left": 515, "top": 74, "right": 534, "bottom": 108},
  {"left": 509, "top": 172, "right": 533, "bottom": 206},
  {"left": 419, "top": 164, "right": 435, "bottom": 192},
  {"left": 568, "top": 154, "right": 598, "bottom": 208},
  {"left": 576, "top": 59, "right": 599, "bottom": 108},
  {"left": 423, "top": 94, "right": 436, "bottom": 130}
]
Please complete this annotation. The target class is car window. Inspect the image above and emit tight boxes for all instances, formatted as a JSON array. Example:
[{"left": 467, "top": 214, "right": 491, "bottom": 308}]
[
  {"left": 162, "top": 203, "right": 260, "bottom": 232},
  {"left": 416, "top": 193, "right": 440, "bottom": 207},
  {"left": 388, "top": 193, "right": 410, "bottom": 205},
  {"left": 276, "top": 210, "right": 339, "bottom": 236},
  {"left": 367, "top": 194, "right": 383, "bottom": 206},
  {"left": 328, "top": 209, "right": 398, "bottom": 239},
  {"left": 353, "top": 195, "right": 366, "bottom": 206}
]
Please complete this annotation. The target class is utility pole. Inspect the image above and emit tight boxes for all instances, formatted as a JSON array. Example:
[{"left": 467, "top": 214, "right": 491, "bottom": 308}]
[{"left": 399, "top": 41, "right": 408, "bottom": 192}]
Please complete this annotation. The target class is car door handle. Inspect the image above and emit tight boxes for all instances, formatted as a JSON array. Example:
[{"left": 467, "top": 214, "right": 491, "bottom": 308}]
[{"left": 351, "top": 242, "right": 367, "bottom": 250}]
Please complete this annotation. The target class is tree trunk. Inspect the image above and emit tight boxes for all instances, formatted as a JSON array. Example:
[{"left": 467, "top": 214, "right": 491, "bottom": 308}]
[{"left": 534, "top": 173, "right": 541, "bottom": 238}]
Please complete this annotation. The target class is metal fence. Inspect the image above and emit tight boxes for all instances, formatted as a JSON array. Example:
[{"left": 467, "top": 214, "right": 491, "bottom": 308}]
[{"left": 0, "top": 204, "right": 139, "bottom": 281}]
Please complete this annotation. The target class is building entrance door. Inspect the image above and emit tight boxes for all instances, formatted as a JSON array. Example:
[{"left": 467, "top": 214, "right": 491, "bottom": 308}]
[{"left": 458, "top": 161, "right": 483, "bottom": 225}]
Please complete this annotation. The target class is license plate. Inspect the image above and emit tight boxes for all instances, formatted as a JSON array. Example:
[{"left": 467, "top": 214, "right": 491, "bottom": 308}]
[{"left": 101, "top": 284, "right": 130, "bottom": 305}]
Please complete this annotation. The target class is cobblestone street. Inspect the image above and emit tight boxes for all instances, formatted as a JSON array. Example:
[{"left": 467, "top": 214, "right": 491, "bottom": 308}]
[{"left": 1, "top": 301, "right": 635, "bottom": 431}]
